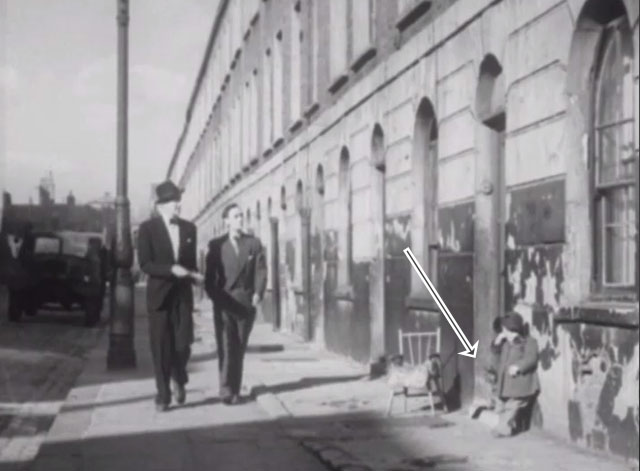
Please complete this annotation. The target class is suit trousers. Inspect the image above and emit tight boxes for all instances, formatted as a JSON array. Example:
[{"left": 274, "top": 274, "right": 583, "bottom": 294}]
[
  {"left": 148, "top": 293, "right": 192, "bottom": 405},
  {"left": 213, "top": 306, "right": 255, "bottom": 398}
]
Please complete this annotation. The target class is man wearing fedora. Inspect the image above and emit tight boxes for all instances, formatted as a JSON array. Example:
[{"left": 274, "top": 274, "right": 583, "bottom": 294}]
[{"left": 137, "top": 180, "right": 203, "bottom": 411}]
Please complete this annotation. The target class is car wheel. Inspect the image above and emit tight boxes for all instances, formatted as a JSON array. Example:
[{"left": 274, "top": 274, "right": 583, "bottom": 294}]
[
  {"left": 84, "top": 297, "right": 102, "bottom": 327},
  {"left": 8, "top": 292, "right": 22, "bottom": 322},
  {"left": 25, "top": 303, "right": 38, "bottom": 317}
]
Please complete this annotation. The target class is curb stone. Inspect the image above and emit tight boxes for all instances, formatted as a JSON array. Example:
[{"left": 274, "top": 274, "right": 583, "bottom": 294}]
[{"left": 301, "top": 440, "right": 374, "bottom": 471}]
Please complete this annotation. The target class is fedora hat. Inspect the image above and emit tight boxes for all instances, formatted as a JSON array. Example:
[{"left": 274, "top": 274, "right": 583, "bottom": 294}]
[{"left": 155, "top": 180, "right": 183, "bottom": 204}]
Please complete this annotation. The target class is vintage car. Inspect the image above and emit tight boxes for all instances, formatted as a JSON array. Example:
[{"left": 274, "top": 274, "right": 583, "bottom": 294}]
[{"left": 27, "top": 230, "right": 108, "bottom": 326}]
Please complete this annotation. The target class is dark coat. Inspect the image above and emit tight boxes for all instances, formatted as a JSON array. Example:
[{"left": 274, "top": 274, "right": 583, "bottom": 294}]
[
  {"left": 0, "top": 232, "right": 35, "bottom": 290},
  {"left": 136, "top": 216, "right": 197, "bottom": 312},
  {"left": 204, "top": 233, "right": 267, "bottom": 318},
  {"left": 493, "top": 335, "right": 540, "bottom": 399}
]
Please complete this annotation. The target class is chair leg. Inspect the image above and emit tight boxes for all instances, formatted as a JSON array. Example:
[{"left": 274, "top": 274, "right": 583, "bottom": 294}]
[
  {"left": 403, "top": 388, "right": 408, "bottom": 413},
  {"left": 386, "top": 390, "right": 395, "bottom": 417},
  {"left": 439, "top": 378, "right": 448, "bottom": 412},
  {"left": 428, "top": 391, "right": 435, "bottom": 416}
]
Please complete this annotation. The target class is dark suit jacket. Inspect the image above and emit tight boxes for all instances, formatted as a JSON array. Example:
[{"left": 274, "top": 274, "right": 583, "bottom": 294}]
[
  {"left": 136, "top": 216, "right": 197, "bottom": 312},
  {"left": 204, "top": 233, "right": 267, "bottom": 317},
  {"left": 0, "top": 232, "right": 34, "bottom": 289}
]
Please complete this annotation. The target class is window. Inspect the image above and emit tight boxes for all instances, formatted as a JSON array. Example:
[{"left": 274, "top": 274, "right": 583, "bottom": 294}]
[
  {"left": 329, "top": 0, "right": 348, "bottom": 83},
  {"left": 592, "top": 17, "right": 637, "bottom": 293},
  {"left": 250, "top": 70, "right": 259, "bottom": 159},
  {"left": 289, "top": 2, "right": 303, "bottom": 126},
  {"left": 273, "top": 31, "right": 284, "bottom": 143},
  {"left": 234, "top": 96, "right": 242, "bottom": 176},
  {"left": 306, "top": 0, "right": 320, "bottom": 107},
  {"left": 243, "top": 82, "right": 251, "bottom": 168},
  {"left": 262, "top": 49, "right": 273, "bottom": 151},
  {"left": 350, "top": 0, "right": 374, "bottom": 63}
]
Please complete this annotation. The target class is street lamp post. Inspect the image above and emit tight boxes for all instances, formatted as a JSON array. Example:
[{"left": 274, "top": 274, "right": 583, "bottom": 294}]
[{"left": 107, "top": 0, "right": 136, "bottom": 370}]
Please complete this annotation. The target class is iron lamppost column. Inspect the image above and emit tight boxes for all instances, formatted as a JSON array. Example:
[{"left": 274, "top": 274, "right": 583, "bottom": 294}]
[{"left": 107, "top": 0, "right": 136, "bottom": 369}]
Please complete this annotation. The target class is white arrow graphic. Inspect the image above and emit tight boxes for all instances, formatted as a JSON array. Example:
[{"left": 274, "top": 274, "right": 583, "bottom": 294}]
[{"left": 403, "top": 247, "right": 479, "bottom": 358}]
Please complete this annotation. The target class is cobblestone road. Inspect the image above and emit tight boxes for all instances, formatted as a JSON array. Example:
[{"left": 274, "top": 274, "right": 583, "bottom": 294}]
[{"left": 0, "top": 289, "right": 106, "bottom": 464}]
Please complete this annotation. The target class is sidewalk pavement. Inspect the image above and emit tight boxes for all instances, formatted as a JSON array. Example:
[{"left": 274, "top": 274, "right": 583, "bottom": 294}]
[
  {"left": 242, "top": 317, "right": 640, "bottom": 471},
  {"left": 11, "top": 301, "right": 639, "bottom": 471}
]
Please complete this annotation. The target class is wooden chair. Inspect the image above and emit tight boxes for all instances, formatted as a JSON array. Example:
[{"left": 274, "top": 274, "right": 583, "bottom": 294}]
[{"left": 385, "top": 327, "right": 447, "bottom": 417}]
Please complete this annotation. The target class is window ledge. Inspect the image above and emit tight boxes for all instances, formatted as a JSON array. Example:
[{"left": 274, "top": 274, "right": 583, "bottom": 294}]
[
  {"left": 350, "top": 46, "right": 377, "bottom": 73},
  {"left": 231, "top": 48, "right": 242, "bottom": 69},
  {"left": 304, "top": 102, "right": 320, "bottom": 119},
  {"left": 328, "top": 73, "right": 349, "bottom": 95},
  {"left": 396, "top": 1, "right": 432, "bottom": 31},
  {"left": 334, "top": 284, "right": 354, "bottom": 301},
  {"left": 289, "top": 118, "right": 304, "bottom": 134},
  {"left": 273, "top": 136, "right": 285, "bottom": 149},
  {"left": 556, "top": 301, "right": 639, "bottom": 328}
]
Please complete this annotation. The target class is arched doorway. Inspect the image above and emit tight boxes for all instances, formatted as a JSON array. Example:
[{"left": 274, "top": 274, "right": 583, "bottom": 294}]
[
  {"left": 399, "top": 99, "right": 439, "bottom": 354},
  {"left": 310, "top": 164, "right": 326, "bottom": 344},
  {"left": 473, "top": 53, "right": 506, "bottom": 401},
  {"left": 370, "top": 124, "right": 387, "bottom": 358}
]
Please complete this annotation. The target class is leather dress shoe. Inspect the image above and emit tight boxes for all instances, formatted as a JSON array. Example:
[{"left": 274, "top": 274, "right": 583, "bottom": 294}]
[
  {"left": 155, "top": 402, "right": 169, "bottom": 412},
  {"left": 174, "top": 383, "right": 186, "bottom": 405},
  {"left": 222, "top": 394, "right": 240, "bottom": 405}
]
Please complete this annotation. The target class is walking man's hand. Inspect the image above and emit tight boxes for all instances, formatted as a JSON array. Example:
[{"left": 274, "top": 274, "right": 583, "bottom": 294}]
[
  {"left": 252, "top": 293, "right": 261, "bottom": 307},
  {"left": 190, "top": 271, "right": 205, "bottom": 283},
  {"left": 171, "top": 265, "right": 190, "bottom": 278}
]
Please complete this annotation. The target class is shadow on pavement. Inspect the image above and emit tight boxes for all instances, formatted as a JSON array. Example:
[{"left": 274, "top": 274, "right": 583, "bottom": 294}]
[
  {"left": 9, "top": 410, "right": 460, "bottom": 471},
  {"left": 250, "top": 375, "right": 365, "bottom": 397}
]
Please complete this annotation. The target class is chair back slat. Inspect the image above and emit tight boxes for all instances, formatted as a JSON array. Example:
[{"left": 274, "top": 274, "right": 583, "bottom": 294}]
[{"left": 397, "top": 328, "right": 441, "bottom": 366}]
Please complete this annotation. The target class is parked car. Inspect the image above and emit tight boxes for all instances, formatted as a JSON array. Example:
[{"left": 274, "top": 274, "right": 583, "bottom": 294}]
[{"left": 27, "top": 230, "right": 107, "bottom": 326}]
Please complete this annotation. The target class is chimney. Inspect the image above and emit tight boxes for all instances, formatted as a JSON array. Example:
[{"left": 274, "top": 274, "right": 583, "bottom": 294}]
[
  {"left": 38, "top": 186, "right": 52, "bottom": 206},
  {"left": 67, "top": 191, "right": 76, "bottom": 206},
  {"left": 3, "top": 191, "right": 11, "bottom": 207}
]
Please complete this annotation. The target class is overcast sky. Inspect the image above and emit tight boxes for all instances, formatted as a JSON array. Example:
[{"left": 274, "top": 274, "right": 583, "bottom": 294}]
[{"left": 1, "top": 0, "right": 216, "bottom": 221}]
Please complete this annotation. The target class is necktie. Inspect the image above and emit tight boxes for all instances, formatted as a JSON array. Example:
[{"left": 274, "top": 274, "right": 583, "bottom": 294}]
[{"left": 231, "top": 236, "right": 240, "bottom": 255}]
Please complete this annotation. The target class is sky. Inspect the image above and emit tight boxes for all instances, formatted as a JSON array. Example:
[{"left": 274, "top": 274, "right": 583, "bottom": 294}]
[{"left": 1, "top": 0, "right": 217, "bottom": 221}]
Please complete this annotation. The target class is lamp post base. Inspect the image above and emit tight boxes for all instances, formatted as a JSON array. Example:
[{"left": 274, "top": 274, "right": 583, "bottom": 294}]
[{"left": 107, "top": 267, "right": 136, "bottom": 370}]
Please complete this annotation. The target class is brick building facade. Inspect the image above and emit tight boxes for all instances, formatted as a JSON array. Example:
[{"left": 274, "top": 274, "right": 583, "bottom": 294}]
[{"left": 166, "top": 0, "right": 639, "bottom": 460}]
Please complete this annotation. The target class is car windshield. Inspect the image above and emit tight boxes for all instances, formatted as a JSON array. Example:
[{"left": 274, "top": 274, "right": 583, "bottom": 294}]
[
  {"left": 34, "top": 237, "right": 61, "bottom": 254},
  {"left": 58, "top": 232, "right": 102, "bottom": 257}
]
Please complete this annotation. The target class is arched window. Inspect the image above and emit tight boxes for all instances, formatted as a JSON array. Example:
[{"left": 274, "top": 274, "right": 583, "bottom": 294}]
[
  {"left": 280, "top": 185, "right": 287, "bottom": 211},
  {"left": 295, "top": 180, "right": 304, "bottom": 213},
  {"left": 591, "top": 14, "right": 636, "bottom": 292}
]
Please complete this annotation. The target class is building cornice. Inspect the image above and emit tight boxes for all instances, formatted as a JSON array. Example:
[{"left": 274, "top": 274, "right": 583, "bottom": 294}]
[{"left": 166, "top": 0, "right": 230, "bottom": 180}]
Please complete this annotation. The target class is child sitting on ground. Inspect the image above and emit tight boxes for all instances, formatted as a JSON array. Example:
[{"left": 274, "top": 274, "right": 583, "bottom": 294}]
[
  {"left": 490, "top": 311, "right": 540, "bottom": 438},
  {"left": 484, "top": 315, "right": 507, "bottom": 410}
]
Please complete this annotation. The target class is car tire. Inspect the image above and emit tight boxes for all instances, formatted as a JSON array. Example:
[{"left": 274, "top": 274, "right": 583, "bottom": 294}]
[
  {"left": 8, "top": 292, "right": 22, "bottom": 323},
  {"left": 25, "top": 303, "right": 38, "bottom": 317},
  {"left": 84, "top": 297, "right": 102, "bottom": 327}
]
